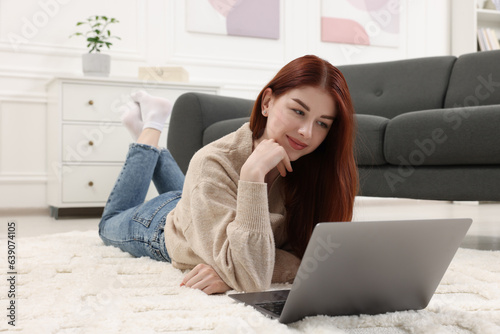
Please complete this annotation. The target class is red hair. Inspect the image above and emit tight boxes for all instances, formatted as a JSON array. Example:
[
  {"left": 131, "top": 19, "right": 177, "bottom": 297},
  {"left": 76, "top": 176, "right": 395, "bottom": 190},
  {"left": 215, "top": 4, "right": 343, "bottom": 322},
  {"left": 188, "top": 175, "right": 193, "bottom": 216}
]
[{"left": 250, "top": 55, "right": 358, "bottom": 258}]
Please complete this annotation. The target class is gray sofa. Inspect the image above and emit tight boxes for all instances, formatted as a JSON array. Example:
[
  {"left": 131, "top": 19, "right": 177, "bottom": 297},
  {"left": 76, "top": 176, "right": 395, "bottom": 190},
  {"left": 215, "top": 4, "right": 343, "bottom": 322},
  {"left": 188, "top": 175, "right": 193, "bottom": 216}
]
[{"left": 167, "top": 50, "right": 500, "bottom": 201}]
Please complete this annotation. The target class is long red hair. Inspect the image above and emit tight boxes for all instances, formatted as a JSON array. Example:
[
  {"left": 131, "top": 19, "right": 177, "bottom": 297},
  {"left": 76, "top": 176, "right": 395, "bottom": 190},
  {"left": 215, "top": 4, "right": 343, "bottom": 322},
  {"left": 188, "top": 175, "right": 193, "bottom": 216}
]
[{"left": 250, "top": 55, "right": 358, "bottom": 258}]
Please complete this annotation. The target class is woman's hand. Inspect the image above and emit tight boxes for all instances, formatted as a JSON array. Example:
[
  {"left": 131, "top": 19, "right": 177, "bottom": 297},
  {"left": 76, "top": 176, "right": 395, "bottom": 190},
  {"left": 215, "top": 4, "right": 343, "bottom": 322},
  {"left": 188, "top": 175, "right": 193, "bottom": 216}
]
[
  {"left": 180, "top": 263, "right": 231, "bottom": 295},
  {"left": 240, "top": 139, "right": 293, "bottom": 183}
]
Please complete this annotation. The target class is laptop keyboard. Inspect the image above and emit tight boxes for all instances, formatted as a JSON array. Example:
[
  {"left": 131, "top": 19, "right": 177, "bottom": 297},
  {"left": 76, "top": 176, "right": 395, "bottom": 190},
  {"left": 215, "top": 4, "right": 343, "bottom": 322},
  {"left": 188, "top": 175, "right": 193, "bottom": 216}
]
[{"left": 256, "top": 300, "right": 286, "bottom": 316}]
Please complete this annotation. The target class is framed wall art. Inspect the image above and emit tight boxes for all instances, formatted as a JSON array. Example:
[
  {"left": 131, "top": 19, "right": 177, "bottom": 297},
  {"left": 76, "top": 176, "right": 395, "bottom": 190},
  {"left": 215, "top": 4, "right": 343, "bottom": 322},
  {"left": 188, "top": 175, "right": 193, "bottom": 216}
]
[
  {"left": 186, "top": 0, "right": 280, "bottom": 40},
  {"left": 321, "top": 0, "right": 400, "bottom": 47}
]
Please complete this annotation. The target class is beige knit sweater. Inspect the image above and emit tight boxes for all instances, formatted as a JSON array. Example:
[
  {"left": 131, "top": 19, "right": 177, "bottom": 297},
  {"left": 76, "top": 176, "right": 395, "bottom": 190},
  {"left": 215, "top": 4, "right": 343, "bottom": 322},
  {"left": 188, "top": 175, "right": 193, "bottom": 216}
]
[{"left": 164, "top": 123, "right": 300, "bottom": 292}]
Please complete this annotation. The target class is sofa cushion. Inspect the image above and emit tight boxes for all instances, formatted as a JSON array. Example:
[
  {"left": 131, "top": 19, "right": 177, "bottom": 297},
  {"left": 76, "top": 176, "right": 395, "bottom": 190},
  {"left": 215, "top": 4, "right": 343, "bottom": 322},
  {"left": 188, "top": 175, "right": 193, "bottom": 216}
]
[
  {"left": 338, "top": 56, "right": 456, "bottom": 119},
  {"left": 384, "top": 105, "right": 500, "bottom": 166},
  {"left": 203, "top": 117, "right": 249, "bottom": 145},
  {"left": 358, "top": 165, "right": 500, "bottom": 201},
  {"left": 355, "top": 114, "right": 389, "bottom": 166},
  {"left": 444, "top": 49, "right": 500, "bottom": 109}
]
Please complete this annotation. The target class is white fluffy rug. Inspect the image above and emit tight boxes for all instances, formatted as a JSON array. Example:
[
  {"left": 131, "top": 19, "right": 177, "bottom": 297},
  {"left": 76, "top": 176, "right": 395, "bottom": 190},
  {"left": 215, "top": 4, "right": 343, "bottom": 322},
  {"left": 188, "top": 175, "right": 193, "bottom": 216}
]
[{"left": 1, "top": 231, "right": 499, "bottom": 334}]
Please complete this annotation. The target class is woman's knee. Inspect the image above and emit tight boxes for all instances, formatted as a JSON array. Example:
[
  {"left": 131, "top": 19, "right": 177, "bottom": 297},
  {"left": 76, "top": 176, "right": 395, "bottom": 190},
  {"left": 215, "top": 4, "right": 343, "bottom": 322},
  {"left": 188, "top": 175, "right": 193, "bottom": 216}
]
[
  {"left": 98, "top": 212, "right": 123, "bottom": 242},
  {"left": 98, "top": 216, "right": 110, "bottom": 241}
]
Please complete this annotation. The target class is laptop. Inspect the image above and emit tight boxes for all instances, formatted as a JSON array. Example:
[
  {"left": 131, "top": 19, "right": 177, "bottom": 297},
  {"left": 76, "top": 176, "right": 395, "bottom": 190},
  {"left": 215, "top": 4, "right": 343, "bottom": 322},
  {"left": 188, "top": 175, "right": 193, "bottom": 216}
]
[{"left": 229, "top": 218, "right": 472, "bottom": 324}]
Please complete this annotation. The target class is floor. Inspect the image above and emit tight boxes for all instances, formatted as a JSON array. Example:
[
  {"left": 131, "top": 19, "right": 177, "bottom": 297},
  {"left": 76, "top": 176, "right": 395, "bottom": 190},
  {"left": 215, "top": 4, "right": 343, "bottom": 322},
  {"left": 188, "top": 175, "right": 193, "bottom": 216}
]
[{"left": 1, "top": 197, "right": 500, "bottom": 250}]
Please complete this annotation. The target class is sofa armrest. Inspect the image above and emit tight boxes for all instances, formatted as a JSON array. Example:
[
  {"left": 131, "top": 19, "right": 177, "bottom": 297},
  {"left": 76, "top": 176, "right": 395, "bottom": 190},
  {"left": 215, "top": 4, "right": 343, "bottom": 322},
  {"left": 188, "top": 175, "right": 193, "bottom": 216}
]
[{"left": 167, "top": 92, "right": 254, "bottom": 173}]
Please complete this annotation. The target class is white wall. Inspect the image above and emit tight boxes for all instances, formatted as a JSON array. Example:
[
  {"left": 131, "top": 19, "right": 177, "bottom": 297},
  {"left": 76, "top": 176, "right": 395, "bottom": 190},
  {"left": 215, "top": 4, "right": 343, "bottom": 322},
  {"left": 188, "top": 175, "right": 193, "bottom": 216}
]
[{"left": 0, "top": 0, "right": 450, "bottom": 209}]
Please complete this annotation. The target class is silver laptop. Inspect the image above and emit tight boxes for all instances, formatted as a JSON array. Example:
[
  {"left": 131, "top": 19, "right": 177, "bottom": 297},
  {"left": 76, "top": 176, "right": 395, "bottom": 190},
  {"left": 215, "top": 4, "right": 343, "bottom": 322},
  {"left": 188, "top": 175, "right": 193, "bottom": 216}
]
[{"left": 229, "top": 218, "right": 472, "bottom": 324}]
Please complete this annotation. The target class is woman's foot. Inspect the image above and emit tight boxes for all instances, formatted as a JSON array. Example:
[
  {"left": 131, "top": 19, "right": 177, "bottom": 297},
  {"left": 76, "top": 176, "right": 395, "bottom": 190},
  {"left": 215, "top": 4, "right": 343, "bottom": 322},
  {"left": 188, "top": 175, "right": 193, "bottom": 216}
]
[
  {"left": 131, "top": 90, "right": 172, "bottom": 132},
  {"left": 120, "top": 101, "right": 143, "bottom": 140}
]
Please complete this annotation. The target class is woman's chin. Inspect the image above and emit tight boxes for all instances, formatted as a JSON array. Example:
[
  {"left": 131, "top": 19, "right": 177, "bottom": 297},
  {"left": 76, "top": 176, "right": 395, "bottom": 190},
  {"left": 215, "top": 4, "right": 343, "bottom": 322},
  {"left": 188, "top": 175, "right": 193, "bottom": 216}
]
[{"left": 288, "top": 151, "right": 307, "bottom": 162}]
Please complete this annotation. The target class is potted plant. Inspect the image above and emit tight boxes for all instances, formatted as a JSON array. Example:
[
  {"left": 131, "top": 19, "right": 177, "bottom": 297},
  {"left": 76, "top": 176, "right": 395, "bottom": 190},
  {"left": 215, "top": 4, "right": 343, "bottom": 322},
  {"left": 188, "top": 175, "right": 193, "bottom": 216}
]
[{"left": 70, "top": 15, "right": 120, "bottom": 77}]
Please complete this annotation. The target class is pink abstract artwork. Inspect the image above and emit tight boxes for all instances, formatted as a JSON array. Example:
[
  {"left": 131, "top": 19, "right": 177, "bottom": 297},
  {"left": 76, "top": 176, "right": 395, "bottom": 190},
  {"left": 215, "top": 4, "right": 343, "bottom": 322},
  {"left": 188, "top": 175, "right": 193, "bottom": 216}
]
[
  {"left": 186, "top": 0, "right": 280, "bottom": 40},
  {"left": 321, "top": 17, "right": 370, "bottom": 46},
  {"left": 321, "top": 0, "right": 400, "bottom": 47}
]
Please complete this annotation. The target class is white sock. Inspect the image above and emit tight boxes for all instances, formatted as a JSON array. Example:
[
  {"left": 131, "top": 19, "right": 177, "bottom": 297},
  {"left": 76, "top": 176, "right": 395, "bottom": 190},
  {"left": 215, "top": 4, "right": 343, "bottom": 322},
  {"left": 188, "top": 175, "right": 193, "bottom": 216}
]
[
  {"left": 119, "top": 101, "right": 143, "bottom": 140},
  {"left": 131, "top": 90, "right": 172, "bottom": 132}
]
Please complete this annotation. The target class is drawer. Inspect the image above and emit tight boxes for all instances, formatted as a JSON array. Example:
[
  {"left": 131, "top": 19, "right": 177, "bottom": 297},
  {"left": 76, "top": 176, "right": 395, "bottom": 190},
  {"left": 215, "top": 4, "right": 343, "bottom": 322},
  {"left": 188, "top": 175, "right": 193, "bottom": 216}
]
[
  {"left": 62, "top": 82, "right": 204, "bottom": 122},
  {"left": 62, "top": 124, "right": 132, "bottom": 162},
  {"left": 62, "top": 165, "right": 122, "bottom": 203},
  {"left": 62, "top": 165, "right": 160, "bottom": 203},
  {"left": 62, "top": 83, "right": 134, "bottom": 122},
  {"left": 62, "top": 124, "right": 170, "bottom": 163}
]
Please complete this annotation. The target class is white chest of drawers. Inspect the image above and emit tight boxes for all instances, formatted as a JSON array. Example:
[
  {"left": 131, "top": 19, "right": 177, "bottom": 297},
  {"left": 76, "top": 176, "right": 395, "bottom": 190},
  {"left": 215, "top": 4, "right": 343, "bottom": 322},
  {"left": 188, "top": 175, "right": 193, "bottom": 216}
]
[{"left": 46, "top": 76, "right": 218, "bottom": 218}]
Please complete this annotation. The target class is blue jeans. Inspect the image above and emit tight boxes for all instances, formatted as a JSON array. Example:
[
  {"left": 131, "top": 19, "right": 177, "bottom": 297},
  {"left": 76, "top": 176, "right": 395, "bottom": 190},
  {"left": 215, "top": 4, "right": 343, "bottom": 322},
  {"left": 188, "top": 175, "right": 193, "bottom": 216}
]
[{"left": 98, "top": 143, "right": 185, "bottom": 262}]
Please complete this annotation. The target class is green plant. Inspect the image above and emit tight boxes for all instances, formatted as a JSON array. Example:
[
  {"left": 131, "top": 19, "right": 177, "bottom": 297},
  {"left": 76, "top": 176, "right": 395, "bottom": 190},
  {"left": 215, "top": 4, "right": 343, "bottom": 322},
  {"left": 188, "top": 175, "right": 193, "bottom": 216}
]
[{"left": 70, "top": 15, "right": 120, "bottom": 53}]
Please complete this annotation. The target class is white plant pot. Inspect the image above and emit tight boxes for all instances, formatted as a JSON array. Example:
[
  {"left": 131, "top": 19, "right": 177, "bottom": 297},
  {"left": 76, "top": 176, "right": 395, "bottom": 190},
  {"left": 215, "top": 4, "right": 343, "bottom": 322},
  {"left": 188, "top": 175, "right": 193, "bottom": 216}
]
[{"left": 82, "top": 53, "right": 110, "bottom": 77}]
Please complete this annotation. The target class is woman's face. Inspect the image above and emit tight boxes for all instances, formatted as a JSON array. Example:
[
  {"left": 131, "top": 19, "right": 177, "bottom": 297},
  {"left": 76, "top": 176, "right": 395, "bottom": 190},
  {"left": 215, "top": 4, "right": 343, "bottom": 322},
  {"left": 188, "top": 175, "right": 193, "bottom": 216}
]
[{"left": 260, "top": 86, "right": 336, "bottom": 162}]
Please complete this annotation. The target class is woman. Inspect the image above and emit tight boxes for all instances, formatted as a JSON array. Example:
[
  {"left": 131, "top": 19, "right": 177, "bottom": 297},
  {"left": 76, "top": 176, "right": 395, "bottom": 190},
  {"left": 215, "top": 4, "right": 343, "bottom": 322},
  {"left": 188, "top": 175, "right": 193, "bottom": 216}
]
[{"left": 99, "top": 55, "right": 358, "bottom": 295}]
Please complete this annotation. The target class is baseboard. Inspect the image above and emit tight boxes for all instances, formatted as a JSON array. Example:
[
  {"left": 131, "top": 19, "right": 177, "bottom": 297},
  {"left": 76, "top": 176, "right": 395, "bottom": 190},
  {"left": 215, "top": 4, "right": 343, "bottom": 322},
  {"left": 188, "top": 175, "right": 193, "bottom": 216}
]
[{"left": 50, "top": 206, "right": 104, "bottom": 220}]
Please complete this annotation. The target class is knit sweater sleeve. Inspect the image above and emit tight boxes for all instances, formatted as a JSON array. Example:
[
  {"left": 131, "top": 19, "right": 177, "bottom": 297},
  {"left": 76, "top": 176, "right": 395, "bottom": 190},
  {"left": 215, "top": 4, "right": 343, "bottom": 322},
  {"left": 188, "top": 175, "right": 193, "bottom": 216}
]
[{"left": 186, "top": 178, "right": 275, "bottom": 292}]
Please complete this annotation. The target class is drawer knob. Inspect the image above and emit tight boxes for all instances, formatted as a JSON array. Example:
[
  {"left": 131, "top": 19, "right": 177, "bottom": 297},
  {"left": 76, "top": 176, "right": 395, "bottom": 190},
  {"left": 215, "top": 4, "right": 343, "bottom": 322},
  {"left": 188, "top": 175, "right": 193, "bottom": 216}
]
[
  {"left": 88, "top": 181, "right": 94, "bottom": 187},
  {"left": 88, "top": 141, "right": 94, "bottom": 146},
  {"left": 88, "top": 100, "right": 94, "bottom": 105}
]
